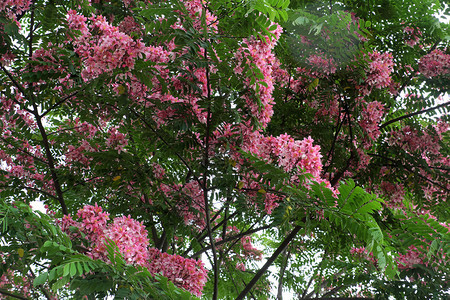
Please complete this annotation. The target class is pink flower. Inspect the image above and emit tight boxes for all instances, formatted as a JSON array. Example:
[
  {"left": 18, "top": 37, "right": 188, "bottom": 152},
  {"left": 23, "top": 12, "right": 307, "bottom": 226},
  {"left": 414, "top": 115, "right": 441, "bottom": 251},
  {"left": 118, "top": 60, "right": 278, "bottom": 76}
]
[
  {"left": 236, "top": 262, "right": 246, "bottom": 271},
  {"left": 418, "top": 49, "right": 450, "bottom": 78},
  {"left": 67, "top": 12, "right": 146, "bottom": 81},
  {"left": 233, "top": 23, "right": 283, "bottom": 127},
  {"left": 0, "top": 0, "right": 31, "bottom": 19},
  {"left": 100, "top": 216, "right": 150, "bottom": 266},
  {"left": 105, "top": 127, "right": 128, "bottom": 153},
  {"left": 403, "top": 26, "right": 422, "bottom": 47},
  {"left": 397, "top": 245, "right": 424, "bottom": 270},
  {"left": 56, "top": 205, "right": 208, "bottom": 296},
  {"left": 359, "top": 101, "right": 385, "bottom": 140},
  {"left": 365, "top": 51, "right": 394, "bottom": 92},
  {"left": 147, "top": 248, "right": 208, "bottom": 297},
  {"left": 307, "top": 52, "right": 337, "bottom": 75}
]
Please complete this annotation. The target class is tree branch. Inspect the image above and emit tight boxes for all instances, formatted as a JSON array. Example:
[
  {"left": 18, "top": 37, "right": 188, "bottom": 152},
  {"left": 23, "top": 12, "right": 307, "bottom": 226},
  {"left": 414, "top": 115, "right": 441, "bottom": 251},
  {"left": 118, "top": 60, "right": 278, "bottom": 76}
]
[
  {"left": 31, "top": 103, "right": 68, "bottom": 215},
  {"left": 330, "top": 106, "right": 356, "bottom": 186},
  {"left": 28, "top": 0, "right": 35, "bottom": 60},
  {"left": 368, "top": 153, "right": 449, "bottom": 192},
  {"left": 379, "top": 100, "right": 450, "bottom": 130},
  {"left": 236, "top": 225, "right": 301, "bottom": 300},
  {"left": 323, "top": 99, "right": 343, "bottom": 175},
  {"left": 276, "top": 246, "right": 291, "bottom": 300},
  {"left": 0, "top": 136, "right": 47, "bottom": 165},
  {"left": 191, "top": 224, "right": 271, "bottom": 259},
  {"left": 40, "top": 90, "right": 80, "bottom": 118},
  {"left": 0, "top": 65, "right": 34, "bottom": 114},
  {"left": 300, "top": 250, "right": 328, "bottom": 298},
  {"left": 0, "top": 288, "right": 30, "bottom": 300},
  {"left": 202, "top": 43, "right": 219, "bottom": 300}
]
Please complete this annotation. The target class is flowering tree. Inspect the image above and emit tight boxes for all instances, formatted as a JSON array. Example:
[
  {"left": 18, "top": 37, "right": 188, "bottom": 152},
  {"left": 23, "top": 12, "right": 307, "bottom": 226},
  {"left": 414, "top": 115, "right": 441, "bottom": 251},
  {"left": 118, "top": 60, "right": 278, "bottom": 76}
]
[{"left": 0, "top": 0, "right": 449, "bottom": 299}]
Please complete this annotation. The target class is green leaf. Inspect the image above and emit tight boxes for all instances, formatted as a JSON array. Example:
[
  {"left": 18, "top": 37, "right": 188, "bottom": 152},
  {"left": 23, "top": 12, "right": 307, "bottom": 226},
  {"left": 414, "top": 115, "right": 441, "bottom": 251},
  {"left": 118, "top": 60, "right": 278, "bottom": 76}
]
[
  {"left": 33, "top": 272, "right": 48, "bottom": 287},
  {"left": 70, "top": 263, "right": 77, "bottom": 277},
  {"left": 63, "top": 263, "right": 70, "bottom": 277}
]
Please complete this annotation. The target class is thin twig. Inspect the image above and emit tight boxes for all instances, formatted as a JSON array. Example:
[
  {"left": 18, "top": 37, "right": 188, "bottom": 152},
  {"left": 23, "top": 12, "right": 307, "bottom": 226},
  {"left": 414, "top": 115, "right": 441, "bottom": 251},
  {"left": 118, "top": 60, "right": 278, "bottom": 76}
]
[
  {"left": 191, "top": 224, "right": 271, "bottom": 259},
  {"left": 0, "top": 289, "right": 30, "bottom": 300},
  {"left": 202, "top": 43, "right": 219, "bottom": 300},
  {"left": 31, "top": 103, "right": 68, "bottom": 215},
  {"left": 0, "top": 65, "right": 34, "bottom": 114},
  {"left": 379, "top": 100, "right": 450, "bottom": 130},
  {"left": 235, "top": 225, "right": 302, "bottom": 300}
]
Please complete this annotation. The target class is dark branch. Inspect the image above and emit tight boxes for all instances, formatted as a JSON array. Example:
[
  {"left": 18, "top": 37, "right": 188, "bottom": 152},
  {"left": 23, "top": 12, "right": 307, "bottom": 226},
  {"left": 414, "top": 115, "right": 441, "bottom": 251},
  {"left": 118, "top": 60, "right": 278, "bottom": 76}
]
[
  {"left": 191, "top": 224, "right": 271, "bottom": 259},
  {"left": 235, "top": 225, "right": 301, "bottom": 300},
  {"left": 0, "top": 288, "right": 30, "bottom": 300},
  {"left": 380, "top": 100, "right": 450, "bottom": 130}
]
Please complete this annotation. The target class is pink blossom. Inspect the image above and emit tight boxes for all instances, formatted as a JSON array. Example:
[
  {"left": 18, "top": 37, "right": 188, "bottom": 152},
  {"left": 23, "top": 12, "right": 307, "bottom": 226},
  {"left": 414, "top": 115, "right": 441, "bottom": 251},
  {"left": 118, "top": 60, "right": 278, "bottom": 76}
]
[
  {"left": 152, "top": 163, "right": 166, "bottom": 180},
  {"left": 241, "top": 236, "right": 263, "bottom": 260},
  {"left": 350, "top": 247, "right": 377, "bottom": 264},
  {"left": 359, "top": 101, "right": 385, "bottom": 140},
  {"left": 418, "top": 49, "right": 450, "bottom": 78},
  {"left": 379, "top": 181, "right": 405, "bottom": 209},
  {"left": 364, "top": 51, "right": 394, "bottom": 92},
  {"left": 118, "top": 16, "right": 142, "bottom": 36},
  {"left": 0, "top": 269, "right": 32, "bottom": 299},
  {"left": 397, "top": 245, "right": 424, "bottom": 270},
  {"left": 403, "top": 26, "right": 422, "bottom": 47},
  {"left": 0, "top": 0, "right": 31, "bottom": 19},
  {"left": 100, "top": 216, "right": 150, "bottom": 266},
  {"left": 234, "top": 23, "right": 283, "bottom": 127},
  {"left": 147, "top": 248, "right": 208, "bottom": 297},
  {"left": 307, "top": 52, "right": 337, "bottom": 76},
  {"left": 105, "top": 127, "right": 128, "bottom": 153},
  {"left": 67, "top": 12, "right": 146, "bottom": 81},
  {"left": 56, "top": 204, "right": 208, "bottom": 296},
  {"left": 236, "top": 262, "right": 246, "bottom": 271},
  {"left": 77, "top": 203, "right": 110, "bottom": 237}
]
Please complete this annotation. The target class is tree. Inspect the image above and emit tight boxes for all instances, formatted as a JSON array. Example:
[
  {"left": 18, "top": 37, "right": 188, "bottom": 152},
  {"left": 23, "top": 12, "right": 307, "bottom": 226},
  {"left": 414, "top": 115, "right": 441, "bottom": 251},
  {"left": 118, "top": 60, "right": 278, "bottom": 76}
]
[{"left": 0, "top": 0, "right": 449, "bottom": 299}]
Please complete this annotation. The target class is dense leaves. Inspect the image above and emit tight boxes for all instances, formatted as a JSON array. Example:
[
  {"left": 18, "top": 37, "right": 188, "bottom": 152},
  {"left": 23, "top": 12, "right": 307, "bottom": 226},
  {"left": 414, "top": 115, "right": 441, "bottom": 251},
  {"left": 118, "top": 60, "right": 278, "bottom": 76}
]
[{"left": 0, "top": 0, "right": 449, "bottom": 299}]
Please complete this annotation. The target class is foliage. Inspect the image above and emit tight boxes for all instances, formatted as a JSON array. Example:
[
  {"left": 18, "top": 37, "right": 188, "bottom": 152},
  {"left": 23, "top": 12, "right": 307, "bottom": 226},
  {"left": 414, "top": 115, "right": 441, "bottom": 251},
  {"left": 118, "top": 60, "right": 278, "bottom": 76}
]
[{"left": 0, "top": 0, "right": 449, "bottom": 299}]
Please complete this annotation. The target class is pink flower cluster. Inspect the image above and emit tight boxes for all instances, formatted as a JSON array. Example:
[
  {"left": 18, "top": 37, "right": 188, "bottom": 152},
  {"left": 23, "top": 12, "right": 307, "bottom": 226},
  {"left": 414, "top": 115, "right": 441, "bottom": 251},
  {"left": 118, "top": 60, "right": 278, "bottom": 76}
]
[
  {"left": 0, "top": 268, "right": 31, "bottom": 300},
  {"left": 307, "top": 52, "right": 337, "bottom": 76},
  {"left": 244, "top": 133, "right": 324, "bottom": 179},
  {"left": 234, "top": 24, "right": 283, "bottom": 127},
  {"left": 388, "top": 125, "right": 441, "bottom": 155},
  {"left": 350, "top": 246, "right": 377, "bottom": 264},
  {"left": 0, "top": 99, "right": 53, "bottom": 193},
  {"left": 236, "top": 130, "right": 335, "bottom": 212},
  {"left": 105, "top": 127, "right": 128, "bottom": 154},
  {"left": 386, "top": 124, "right": 449, "bottom": 206},
  {"left": 77, "top": 204, "right": 110, "bottom": 238},
  {"left": 65, "top": 141, "right": 96, "bottom": 166},
  {"left": 180, "top": 0, "right": 218, "bottom": 32},
  {"left": 241, "top": 236, "right": 263, "bottom": 260},
  {"left": 57, "top": 204, "right": 208, "bottom": 296},
  {"left": 359, "top": 101, "right": 385, "bottom": 140},
  {"left": 0, "top": 0, "right": 31, "bottom": 19},
  {"left": 379, "top": 181, "right": 405, "bottom": 209},
  {"left": 396, "top": 245, "right": 424, "bottom": 270},
  {"left": 365, "top": 51, "right": 394, "bottom": 91},
  {"left": 67, "top": 10, "right": 146, "bottom": 81},
  {"left": 418, "top": 49, "right": 450, "bottom": 78},
  {"left": 403, "top": 26, "right": 422, "bottom": 47},
  {"left": 58, "top": 204, "right": 149, "bottom": 265},
  {"left": 350, "top": 246, "right": 367, "bottom": 256},
  {"left": 99, "top": 216, "right": 150, "bottom": 265},
  {"left": 30, "top": 43, "right": 68, "bottom": 76},
  {"left": 159, "top": 180, "right": 206, "bottom": 230},
  {"left": 147, "top": 249, "right": 208, "bottom": 297},
  {"left": 118, "top": 16, "right": 142, "bottom": 36}
]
